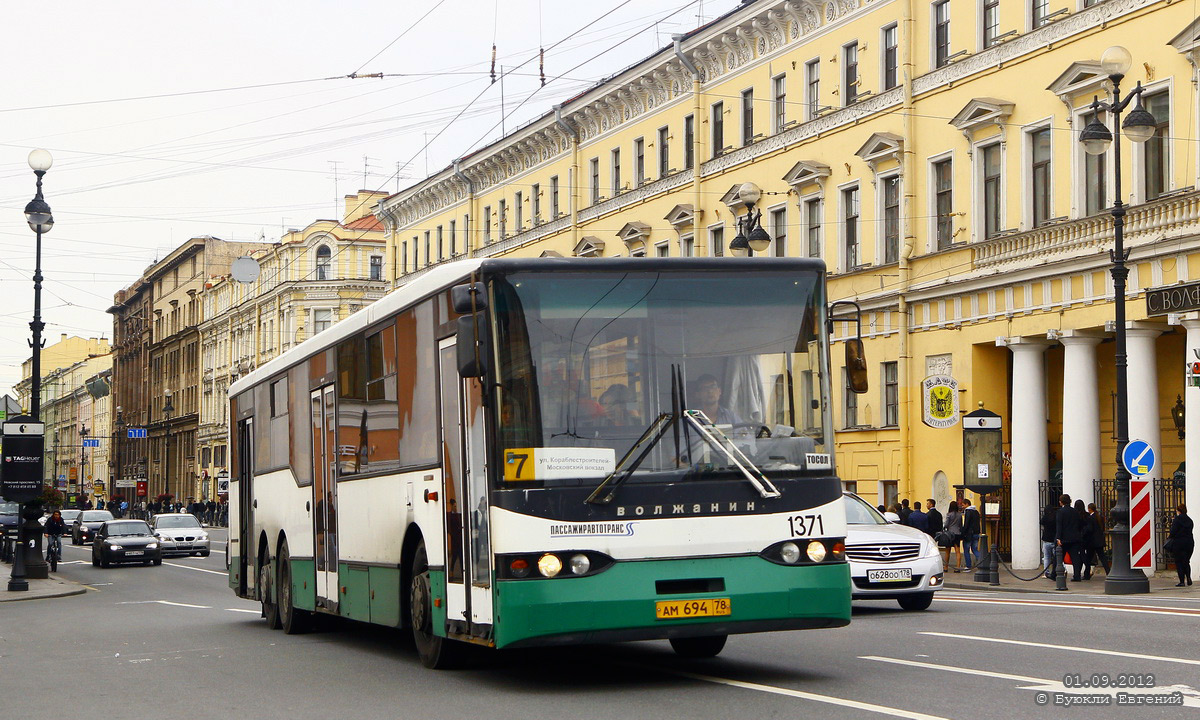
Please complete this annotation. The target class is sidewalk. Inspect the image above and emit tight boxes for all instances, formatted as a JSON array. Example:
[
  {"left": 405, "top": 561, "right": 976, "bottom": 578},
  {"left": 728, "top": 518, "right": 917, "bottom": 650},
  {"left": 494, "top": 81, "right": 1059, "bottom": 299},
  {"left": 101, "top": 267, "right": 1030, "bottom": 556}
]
[
  {"left": 0, "top": 572, "right": 86, "bottom": 602},
  {"left": 944, "top": 568, "right": 1198, "bottom": 595}
]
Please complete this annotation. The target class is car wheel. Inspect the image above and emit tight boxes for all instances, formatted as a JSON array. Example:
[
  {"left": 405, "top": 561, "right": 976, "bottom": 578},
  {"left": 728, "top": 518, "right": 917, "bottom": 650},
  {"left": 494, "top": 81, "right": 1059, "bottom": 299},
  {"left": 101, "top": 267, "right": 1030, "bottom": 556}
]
[
  {"left": 410, "top": 539, "right": 466, "bottom": 669},
  {"left": 200, "top": 551, "right": 210, "bottom": 557},
  {"left": 153, "top": 558, "right": 162, "bottom": 566},
  {"left": 669, "top": 635, "right": 728, "bottom": 658},
  {"left": 92, "top": 552, "right": 99, "bottom": 567},
  {"left": 261, "top": 550, "right": 281, "bottom": 630},
  {"left": 278, "top": 541, "right": 313, "bottom": 635},
  {"left": 100, "top": 553, "right": 110, "bottom": 569},
  {"left": 897, "top": 592, "right": 934, "bottom": 611}
]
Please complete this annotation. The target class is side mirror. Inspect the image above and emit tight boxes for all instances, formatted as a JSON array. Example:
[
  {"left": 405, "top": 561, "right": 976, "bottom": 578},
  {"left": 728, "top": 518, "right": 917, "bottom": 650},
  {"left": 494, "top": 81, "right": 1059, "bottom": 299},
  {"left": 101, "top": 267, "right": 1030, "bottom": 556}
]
[
  {"left": 451, "top": 282, "right": 487, "bottom": 314},
  {"left": 456, "top": 315, "right": 491, "bottom": 378},
  {"left": 846, "top": 338, "right": 868, "bottom": 394}
]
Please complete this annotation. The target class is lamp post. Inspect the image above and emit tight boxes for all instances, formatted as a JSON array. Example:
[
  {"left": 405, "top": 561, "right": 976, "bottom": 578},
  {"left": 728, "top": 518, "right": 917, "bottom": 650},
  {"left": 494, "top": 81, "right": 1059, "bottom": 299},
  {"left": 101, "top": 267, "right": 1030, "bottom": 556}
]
[
  {"left": 112, "top": 406, "right": 125, "bottom": 509},
  {"left": 1078, "top": 46, "right": 1158, "bottom": 595},
  {"left": 728, "top": 182, "right": 774, "bottom": 257},
  {"left": 80, "top": 424, "right": 88, "bottom": 508},
  {"left": 163, "top": 389, "right": 174, "bottom": 503}
]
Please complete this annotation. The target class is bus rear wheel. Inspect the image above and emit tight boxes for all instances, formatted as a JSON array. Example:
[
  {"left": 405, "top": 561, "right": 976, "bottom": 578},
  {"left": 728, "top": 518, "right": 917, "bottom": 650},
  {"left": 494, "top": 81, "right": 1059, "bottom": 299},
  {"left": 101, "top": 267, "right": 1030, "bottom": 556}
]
[
  {"left": 669, "top": 634, "right": 727, "bottom": 658},
  {"left": 261, "top": 550, "right": 281, "bottom": 630},
  {"left": 278, "top": 542, "right": 313, "bottom": 635},
  {"left": 409, "top": 540, "right": 465, "bottom": 669}
]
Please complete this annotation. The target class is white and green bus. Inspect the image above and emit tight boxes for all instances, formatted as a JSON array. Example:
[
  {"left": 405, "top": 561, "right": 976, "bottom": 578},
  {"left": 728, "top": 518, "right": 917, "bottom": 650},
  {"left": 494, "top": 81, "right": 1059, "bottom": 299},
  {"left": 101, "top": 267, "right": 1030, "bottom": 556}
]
[{"left": 228, "top": 257, "right": 858, "bottom": 667}]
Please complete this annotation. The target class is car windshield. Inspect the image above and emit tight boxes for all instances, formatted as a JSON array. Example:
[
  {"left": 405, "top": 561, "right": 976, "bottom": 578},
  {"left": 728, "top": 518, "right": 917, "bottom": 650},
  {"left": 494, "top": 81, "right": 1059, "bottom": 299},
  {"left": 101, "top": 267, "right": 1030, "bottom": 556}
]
[
  {"left": 492, "top": 268, "right": 829, "bottom": 488},
  {"left": 107, "top": 521, "right": 150, "bottom": 536},
  {"left": 61, "top": 510, "right": 82, "bottom": 521},
  {"left": 0, "top": 502, "right": 18, "bottom": 514},
  {"left": 155, "top": 516, "right": 200, "bottom": 529},
  {"left": 81, "top": 511, "right": 113, "bottom": 522},
  {"left": 844, "top": 494, "right": 889, "bottom": 525}
]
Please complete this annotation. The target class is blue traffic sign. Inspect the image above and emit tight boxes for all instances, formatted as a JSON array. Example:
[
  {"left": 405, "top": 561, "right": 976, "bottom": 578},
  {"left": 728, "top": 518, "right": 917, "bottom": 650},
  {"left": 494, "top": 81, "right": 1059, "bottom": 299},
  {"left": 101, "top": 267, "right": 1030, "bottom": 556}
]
[
  {"left": 1122, "top": 440, "right": 1155, "bottom": 477},
  {"left": 127, "top": 428, "right": 148, "bottom": 439},
  {"left": 82, "top": 438, "right": 101, "bottom": 448}
]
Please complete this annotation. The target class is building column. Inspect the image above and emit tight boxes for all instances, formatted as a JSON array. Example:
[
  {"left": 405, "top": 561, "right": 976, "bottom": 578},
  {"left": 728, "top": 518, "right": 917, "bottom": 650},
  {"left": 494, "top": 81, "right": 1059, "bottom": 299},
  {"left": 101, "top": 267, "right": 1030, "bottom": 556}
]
[
  {"left": 1182, "top": 318, "right": 1200, "bottom": 575},
  {"left": 1009, "top": 339, "right": 1052, "bottom": 569},
  {"left": 1060, "top": 334, "right": 1103, "bottom": 506},
  {"left": 1126, "top": 324, "right": 1163, "bottom": 576}
]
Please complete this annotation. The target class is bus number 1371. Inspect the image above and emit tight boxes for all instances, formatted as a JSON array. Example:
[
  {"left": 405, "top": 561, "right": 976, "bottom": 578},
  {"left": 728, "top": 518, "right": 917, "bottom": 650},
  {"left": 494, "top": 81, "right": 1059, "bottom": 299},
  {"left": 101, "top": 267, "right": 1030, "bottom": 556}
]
[{"left": 788, "top": 514, "right": 825, "bottom": 537}]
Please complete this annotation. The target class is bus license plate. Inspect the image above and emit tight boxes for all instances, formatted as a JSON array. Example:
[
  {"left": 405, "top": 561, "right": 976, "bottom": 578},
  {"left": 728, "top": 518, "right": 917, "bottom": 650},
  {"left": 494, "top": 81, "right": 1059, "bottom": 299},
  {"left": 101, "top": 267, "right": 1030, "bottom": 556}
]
[
  {"left": 867, "top": 568, "right": 911, "bottom": 583},
  {"left": 655, "top": 598, "right": 731, "bottom": 620},
  {"left": 127, "top": 551, "right": 144, "bottom": 556}
]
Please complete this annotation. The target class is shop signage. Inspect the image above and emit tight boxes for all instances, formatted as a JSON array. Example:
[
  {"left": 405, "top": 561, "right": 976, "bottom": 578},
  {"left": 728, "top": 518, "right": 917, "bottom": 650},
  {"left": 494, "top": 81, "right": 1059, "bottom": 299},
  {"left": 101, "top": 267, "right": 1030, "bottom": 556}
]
[
  {"left": 1, "top": 419, "right": 45, "bottom": 503},
  {"left": 1146, "top": 281, "right": 1200, "bottom": 315},
  {"left": 922, "top": 375, "right": 959, "bottom": 429}
]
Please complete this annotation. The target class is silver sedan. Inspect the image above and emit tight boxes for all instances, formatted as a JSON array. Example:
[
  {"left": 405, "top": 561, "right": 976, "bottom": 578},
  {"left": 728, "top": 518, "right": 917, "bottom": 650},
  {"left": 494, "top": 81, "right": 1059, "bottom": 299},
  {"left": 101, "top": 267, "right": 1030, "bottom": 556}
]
[
  {"left": 150, "top": 513, "right": 211, "bottom": 557},
  {"left": 843, "top": 492, "right": 944, "bottom": 610}
]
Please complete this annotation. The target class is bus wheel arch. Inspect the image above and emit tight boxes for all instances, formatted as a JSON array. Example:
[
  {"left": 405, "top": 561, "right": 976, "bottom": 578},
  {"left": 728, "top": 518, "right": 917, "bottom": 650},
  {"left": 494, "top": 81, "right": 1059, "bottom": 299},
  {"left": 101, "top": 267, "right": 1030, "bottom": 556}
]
[{"left": 400, "top": 526, "right": 425, "bottom": 631}]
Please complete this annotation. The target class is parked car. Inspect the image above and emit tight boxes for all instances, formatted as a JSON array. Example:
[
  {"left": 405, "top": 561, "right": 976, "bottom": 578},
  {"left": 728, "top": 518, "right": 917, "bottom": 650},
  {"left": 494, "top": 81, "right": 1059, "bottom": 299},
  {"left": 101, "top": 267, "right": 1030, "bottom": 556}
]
[
  {"left": 150, "top": 513, "right": 211, "bottom": 557},
  {"left": 91, "top": 520, "right": 161, "bottom": 567},
  {"left": 41, "top": 508, "right": 82, "bottom": 527},
  {"left": 843, "top": 491, "right": 944, "bottom": 611},
  {"left": 1, "top": 500, "right": 20, "bottom": 534},
  {"left": 72, "top": 510, "right": 113, "bottom": 545}
]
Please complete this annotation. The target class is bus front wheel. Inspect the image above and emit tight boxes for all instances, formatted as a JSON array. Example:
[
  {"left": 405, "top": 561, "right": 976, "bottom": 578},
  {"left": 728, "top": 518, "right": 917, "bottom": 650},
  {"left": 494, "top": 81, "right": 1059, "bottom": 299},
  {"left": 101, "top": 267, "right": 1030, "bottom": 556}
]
[
  {"left": 409, "top": 540, "right": 465, "bottom": 669},
  {"left": 669, "top": 634, "right": 727, "bottom": 658}
]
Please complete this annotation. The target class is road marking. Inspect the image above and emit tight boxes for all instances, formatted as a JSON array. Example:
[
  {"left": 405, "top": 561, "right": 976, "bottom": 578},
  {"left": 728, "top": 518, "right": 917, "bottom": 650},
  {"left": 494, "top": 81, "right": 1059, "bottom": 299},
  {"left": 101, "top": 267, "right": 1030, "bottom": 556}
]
[
  {"left": 116, "top": 600, "right": 212, "bottom": 609},
  {"left": 163, "top": 561, "right": 227, "bottom": 576},
  {"left": 226, "top": 608, "right": 259, "bottom": 614},
  {"left": 934, "top": 596, "right": 1200, "bottom": 617},
  {"left": 921, "top": 632, "right": 1200, "bottom": 667},
  {"left": 646, "top": 667, "right": 951, "bottom": 719}
]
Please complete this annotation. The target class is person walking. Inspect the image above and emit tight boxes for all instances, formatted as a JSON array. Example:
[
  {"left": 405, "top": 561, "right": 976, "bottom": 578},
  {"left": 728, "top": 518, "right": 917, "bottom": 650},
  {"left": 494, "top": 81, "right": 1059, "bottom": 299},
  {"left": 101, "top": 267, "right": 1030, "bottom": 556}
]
[
  {"left": 925, "top": 499, "right": 943, "bottom": 540},
  {"left": 1086, "top": 503, "right": 1110, "bottom": 575},
  {"left": 1166, "top": 503, "right": 1194, "bottom": 587},
  {"left": 1040, "top": 503, "right": 1058, "bottom": 579},
  {"left": 883, "top": 505, "right": 901, "bottom": 523},
  {"left": 961, "top": 498, "right": 981, "bottom": 570},
  {"left": 1055, "top": 494, "right": 1085, "bottom": 582},
  {"left": 1073, "top": 499, "right": 1095, "bottom": 580},
  {"left": 898, "top": 499, "right": 912, "bottom": 523},
  {"left": 906, "top": 501, "right": 929, "bottom": 533},
  {"left": 943, "top": 501, "right": 963, "bottom": 571}
]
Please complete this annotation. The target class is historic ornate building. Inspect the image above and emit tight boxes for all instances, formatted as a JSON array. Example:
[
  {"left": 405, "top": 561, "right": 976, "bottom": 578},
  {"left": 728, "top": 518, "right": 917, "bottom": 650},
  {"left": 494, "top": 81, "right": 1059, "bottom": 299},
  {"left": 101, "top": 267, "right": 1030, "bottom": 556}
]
[{"left": 377, "top": 0, "right": 1200, "bottom": 570}]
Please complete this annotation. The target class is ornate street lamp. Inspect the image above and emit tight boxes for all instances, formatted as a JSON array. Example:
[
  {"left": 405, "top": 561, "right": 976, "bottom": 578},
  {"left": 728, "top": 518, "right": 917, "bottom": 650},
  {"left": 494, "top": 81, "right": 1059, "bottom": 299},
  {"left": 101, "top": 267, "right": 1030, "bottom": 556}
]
[
  {"left": 728, "top": 182, "right": 773, "bottom": 257},
  {"left": 1078, "top": 46, "right": 1158, "bottom": 595},
  {"left": 24, "top": 149, "right": 53, "bottom": 420},
  {"left": 163, "top": 389, "right": 174, "bottom": 501}
]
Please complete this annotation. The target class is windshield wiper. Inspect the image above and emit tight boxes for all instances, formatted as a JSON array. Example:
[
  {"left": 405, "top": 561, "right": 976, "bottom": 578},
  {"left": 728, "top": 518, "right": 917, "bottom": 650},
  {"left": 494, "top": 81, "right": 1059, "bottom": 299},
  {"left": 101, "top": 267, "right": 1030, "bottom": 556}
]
[
  {"left": 680, "top": 410, "right": 781, "bottom": 499},
  {"left": 585, "top": 413, "right": 675, "bottom": 505}
]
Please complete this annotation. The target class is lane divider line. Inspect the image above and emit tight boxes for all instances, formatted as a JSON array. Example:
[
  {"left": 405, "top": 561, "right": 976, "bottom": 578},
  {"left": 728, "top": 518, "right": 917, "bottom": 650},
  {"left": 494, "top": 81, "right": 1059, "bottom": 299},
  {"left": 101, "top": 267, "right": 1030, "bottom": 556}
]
[
  {"left": 920, "top": 631, "right": 1200, "bottom": 667},
  {"left": 163, "top": 562, "right": 227, "bottom": 576},
  {"left": 933, "top": 596, "right": 1200, "bottom": 617},
  {"left": 115, "top": 600, "right": 212, "bottom": 609}
]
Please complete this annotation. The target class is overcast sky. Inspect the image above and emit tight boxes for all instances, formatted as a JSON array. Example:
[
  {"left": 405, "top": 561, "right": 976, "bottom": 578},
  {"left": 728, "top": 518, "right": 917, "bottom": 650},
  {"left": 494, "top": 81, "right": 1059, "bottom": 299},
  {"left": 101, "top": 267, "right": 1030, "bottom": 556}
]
[{"left": 0, "top": 0, "right": 726, "bottom": 399}]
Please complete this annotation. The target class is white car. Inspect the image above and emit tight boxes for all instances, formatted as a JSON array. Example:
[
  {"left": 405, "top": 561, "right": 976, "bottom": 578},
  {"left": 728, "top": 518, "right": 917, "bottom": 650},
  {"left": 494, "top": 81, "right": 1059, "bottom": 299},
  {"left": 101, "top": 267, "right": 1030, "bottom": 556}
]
[
  {"left": 150, "top": 513, "right": 211, "bottom": 557},
  {"left": 843, "top": 492, "right": 943, "bottom": 610}
]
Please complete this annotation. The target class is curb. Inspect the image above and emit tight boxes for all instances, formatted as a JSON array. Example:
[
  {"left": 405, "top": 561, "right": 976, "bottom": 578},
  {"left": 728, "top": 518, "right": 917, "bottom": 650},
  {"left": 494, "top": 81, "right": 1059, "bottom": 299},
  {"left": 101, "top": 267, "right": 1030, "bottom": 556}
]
[{"left": 0, "top": 576, "right": 87, "bottom": 603}]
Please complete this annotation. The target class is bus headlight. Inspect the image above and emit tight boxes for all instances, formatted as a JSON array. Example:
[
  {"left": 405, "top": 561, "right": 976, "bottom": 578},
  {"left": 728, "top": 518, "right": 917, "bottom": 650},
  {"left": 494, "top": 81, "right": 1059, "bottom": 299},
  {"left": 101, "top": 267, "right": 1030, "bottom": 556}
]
[
  {"left": 537, "top": 553, "right": 562, "bottom": 578},
  {"left": 806, "top": 541, "right": 827, "bottom": 563},
  {"left": 568, "top": 553, "right": 591, "bottom": 575},
  {"left": 779, "top": 542, "right": 801, "bottom": 564}
]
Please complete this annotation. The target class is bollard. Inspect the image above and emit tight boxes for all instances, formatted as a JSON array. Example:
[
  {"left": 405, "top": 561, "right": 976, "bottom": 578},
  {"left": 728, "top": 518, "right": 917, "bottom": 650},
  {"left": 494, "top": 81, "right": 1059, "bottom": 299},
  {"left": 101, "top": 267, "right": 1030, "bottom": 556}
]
[
  {"left": 1055, "top": 544, "right": 1068, "bottom": 591},
  {"left": 974, "top": 532, "right": 990, "bottom": 583},
  {"left": 989, "top": 545, "right": 1000, "bottom": 586}
]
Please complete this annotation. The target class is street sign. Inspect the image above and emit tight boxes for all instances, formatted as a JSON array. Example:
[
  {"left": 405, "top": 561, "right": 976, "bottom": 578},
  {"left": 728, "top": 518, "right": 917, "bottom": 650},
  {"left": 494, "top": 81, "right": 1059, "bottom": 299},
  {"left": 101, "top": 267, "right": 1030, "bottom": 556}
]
[
  {"left": 1130, "top": 477, "right": 1154, "bottom": 569},
  {"left": 127, "top": 428, "right": 148, "bottom": 439},
  {"left": 1121, "top": 440, "right": 1155, "bottom": 477},
  {"left": 217, "top": 477, "right": 230, "bottom": 494},
  {"left": 82, "top": 438, "right": 100, "bottom": 448},
  {"left": 1, "top": 417, "right": 45, "bottom": 503}
]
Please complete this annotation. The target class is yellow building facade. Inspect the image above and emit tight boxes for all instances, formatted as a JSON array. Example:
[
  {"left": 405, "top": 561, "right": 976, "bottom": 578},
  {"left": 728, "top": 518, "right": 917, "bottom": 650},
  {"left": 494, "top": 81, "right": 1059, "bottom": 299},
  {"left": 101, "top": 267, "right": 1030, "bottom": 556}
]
[{"left": 377, "top": 0, "right": 1200, "bottom": 569}]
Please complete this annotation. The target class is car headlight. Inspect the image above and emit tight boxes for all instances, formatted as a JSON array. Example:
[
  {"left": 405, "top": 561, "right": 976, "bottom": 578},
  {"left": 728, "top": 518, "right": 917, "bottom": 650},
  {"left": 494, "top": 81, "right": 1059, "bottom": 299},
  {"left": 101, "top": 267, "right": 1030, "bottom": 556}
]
[
  {"left": 109, "top": 544, "right": 121, "bottom": 551},
  {"left": 921, "top": 539, "right": 940, "bottom": 558},
  {"left": 806, "top": 540, "right": 827, "bottom": 563},
  {"left": 147, "top": 543, "right": 158, "bottom": 549},
  {"left": 537, "top": 553, "right": 562, "bottom": 578},
  {"left": 197, "top": 533, "right": 208, "bottom": 540}
]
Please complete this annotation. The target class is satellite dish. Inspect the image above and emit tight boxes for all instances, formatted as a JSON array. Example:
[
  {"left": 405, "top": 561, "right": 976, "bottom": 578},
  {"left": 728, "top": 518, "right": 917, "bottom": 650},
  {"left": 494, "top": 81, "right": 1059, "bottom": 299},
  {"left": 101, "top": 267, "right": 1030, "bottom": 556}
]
[{"left": 230, "top": 256, "right": 261, "bottom": 283}]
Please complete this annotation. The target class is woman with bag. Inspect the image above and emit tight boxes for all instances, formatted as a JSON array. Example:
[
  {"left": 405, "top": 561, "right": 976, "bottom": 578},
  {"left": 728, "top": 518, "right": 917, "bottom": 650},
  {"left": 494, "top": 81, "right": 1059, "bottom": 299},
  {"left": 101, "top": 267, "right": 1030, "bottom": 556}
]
[
  {"left": 943, "top": 501, "right": 963, "bottom": 572},
  {"left": 1167, "top": 503, "right": 1194, "bottom": 587}
]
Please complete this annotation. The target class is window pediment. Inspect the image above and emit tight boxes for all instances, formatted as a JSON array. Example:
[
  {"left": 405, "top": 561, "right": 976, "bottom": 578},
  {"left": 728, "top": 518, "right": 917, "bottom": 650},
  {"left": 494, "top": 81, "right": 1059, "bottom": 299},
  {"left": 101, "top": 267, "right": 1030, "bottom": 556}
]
[
  {"left": 664, "top": 204, "right": 697, "bottom": 229},
  {"left": 573, "top": 236, "right": 605, "bottom": 257},
  {"left": 782, "top": 160, "right": 832, "bottom": 191},
  {"left": 1046, "top": 61, "right": 1107, "bottom": 100},
  {"left": 1170, "top": 18, "right": 1200, "bottom": 57},
  {"left": 949, "top": 98, "right": 1014, "bottom": 134},
  {"left": 539, "top": 250, "right": 564, "bottom": 258},
  {"left": 719, "top": 184, "right": 745, "bottom": 209},
  {"left": 854, "top": 132, "right": 904, "bottom": 168},
  {"left": 617, "top": 221, "right": 652, "bottom": 247}
]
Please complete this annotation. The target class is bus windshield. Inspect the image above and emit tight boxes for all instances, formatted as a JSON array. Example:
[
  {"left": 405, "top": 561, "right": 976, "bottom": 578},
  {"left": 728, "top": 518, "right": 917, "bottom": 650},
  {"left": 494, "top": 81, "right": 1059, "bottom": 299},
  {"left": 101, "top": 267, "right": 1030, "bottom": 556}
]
[{"left": 492, "top": 269, "right": 829, "bottom": 487}]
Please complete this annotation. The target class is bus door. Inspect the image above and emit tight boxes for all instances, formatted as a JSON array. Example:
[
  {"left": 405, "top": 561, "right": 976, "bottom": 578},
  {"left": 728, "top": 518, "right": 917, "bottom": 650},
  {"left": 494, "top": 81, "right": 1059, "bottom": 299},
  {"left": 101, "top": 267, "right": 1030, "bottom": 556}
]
[
  {"left": 235, "top": 417, "right": 253, "bottom": 598},
  {"left": 311, "top": 385, "right": 339, "bottom": 610},
  {"left": 437, "top": 339, "right": 468, "bottom": 631},
  {"left": 463, "top": 375, "right": 493, "bottom": 628}
]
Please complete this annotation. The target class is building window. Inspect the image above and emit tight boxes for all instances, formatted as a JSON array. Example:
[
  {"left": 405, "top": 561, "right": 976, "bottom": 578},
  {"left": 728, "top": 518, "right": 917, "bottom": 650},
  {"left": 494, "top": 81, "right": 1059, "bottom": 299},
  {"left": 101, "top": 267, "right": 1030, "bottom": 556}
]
[
  {"left": 805, "top": 59, "right": 820, "bottom": 120},
  {"left": 934, "top": 159, "right": 954, "bottom": 250},
  {"left": 655, "top": 243, "right": 669, "bottom": 257},
  {"left": 1083, "top": 111, "right": 1107, "bottom": 216},
  {"left": 983, "top": 144, "right": 1002, "bottom": 238},
  {"left": 983, "top": 0, "right": 999, "bottom": 47},
  {"left": 770, "top": 206, "right": 787, "bottom": 257},
  {"left": 498, "top": 199, "right": 507, "bottom": 238},
  {"left": 710, "top": 225, "right": 724, "bottom": 257},
  {"left": 449, "top": 220, "right": 457, "bottom": 256},
  {"left": 843, "top": 186, "right": 860, "bottom": 269},
  {"left": 843, "top": 43, "right": 859, "bottom": 105},
  {"left": 483, "top": 205, "right": 492, "bottom": 243},
  {"left": 411, "top": 238, "right": 419, "bottom": 269},
  {"left": 680, "top": 235, "right": 695, "bottom": 257},
  {"left": 1144, "top": 92, "right": 1170, "bottom": 201},
  {"left": 463, "top": 214, "right": 469, "bottom": 251},
  {"left": 741, "top": 89, "right": 754, "bottom": 145},
  {"left": 711, "top": 102, "right": 725, "bottom": 157},
  {"left": 772, "top": 74, "right": 786, "bottom": 131},
  {"left": 883, "top": 175, "right": 900, "bottom": 263},
  {"left": 589, "top": 157, "right": 600, "bottom": 203},
  {"left": 400, "top": 241, "right": 408, "bottom": 274},
  {"left": 657, "top": 126, "right": 670, "bottom": 177},
  {"left": 424, "top": 231, "right": 431, "bottom": 265},
  {"left": 436, "top": 225, "right": 444, "bottom": 260},
  {"left": 1030, "top": 128, "right": 1052, "bottom": 227},
  {"left": 611, "top": 148, "right": 622, "bottom": 195},
  {"left": 684, "top": 115, "right": 695, "bottom": 169},
  {"left": 843, "top": 367, "right": 859, "bottom": 427},
  {"left": 634, "top": 137, "right": 645, "bottom": 186},
  {"left": 1031, "top": 0, "right": 1049, "bottom": 27},
  {"left": 805, "top": 197, "right": 822, "bottom": 258},
  {"left": 313, "top": 308, "right": 333, "bottom": 335},
  {"left": 531, "top": 185, "right": 540, "bottom": 225},
  {"left": 315, "top": 245, "right": 331, "bottom": 280},
  {"left": 369, "top": 255, "right": 383, "bottom": 281},
  {"left": 883, "top": 24, "right": 898, "bottom": 90},
  {"left": 933, "top": 1, "right": 951, "bottom": 68},
  {"left": 549, "top": 177, "right": 560, "bottom": 217},
  {"left": 883, "top": 361, "right": 898, "bottom": 426},
  {"left": 514, "top": 192, "right": 523, "bottom": 231}
]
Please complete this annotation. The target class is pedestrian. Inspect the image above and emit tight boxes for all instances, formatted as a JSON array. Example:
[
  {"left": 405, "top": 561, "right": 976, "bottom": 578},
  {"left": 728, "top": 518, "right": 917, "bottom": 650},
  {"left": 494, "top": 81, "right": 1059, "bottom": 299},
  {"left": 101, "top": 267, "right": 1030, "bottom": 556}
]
[
  {"left": 1166, "top": 503, "right": 1194, "bottom": 587},
  {"left": 97, "top": 498, "right": 105, "bottom": 510},
  {"left": 1039, "top": 503, "right": 1058, "bottom": 579},
  {"left": 898, "top": 499, "right": 912, "bottom": 523},
  {"left": 1074, "top": 499, "right": 1096, "bottom": 580},
  {"left": 906, "top": 501, "right": 929, "bottom": 533},
  {"left": 883, "top": 505, "right": 901, "bottom": 522},
  {"left": 1055, "top": 493, "right": 1085, "bottom": 582},
  {"left": 876, "top": 504, "right": 887, "bottom": 514},
  {"left": 1085, "top": 502, "right": 1109, "bottom": 575},
  {"left": 925, "top": 499, "right": 943, "bottom": 540},
  {"left": 943, "top": 501, "right": 963, "bottom": 571},
  {"left": 961, "top": 497, "right": 981, "bottom": 570}
]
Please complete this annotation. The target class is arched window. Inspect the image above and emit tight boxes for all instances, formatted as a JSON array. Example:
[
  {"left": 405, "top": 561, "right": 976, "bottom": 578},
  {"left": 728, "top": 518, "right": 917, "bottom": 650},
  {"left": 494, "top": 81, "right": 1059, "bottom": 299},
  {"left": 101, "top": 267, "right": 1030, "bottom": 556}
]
[{"left": 315, "top": 245, "right": 331, "bottom": 280}]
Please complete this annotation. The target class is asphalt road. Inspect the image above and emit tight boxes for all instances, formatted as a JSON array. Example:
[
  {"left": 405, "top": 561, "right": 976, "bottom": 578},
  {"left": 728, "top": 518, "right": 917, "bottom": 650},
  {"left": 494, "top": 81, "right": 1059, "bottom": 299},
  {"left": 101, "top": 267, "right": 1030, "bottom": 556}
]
[{"left": 3, "top": 530, "right": 1198, "bottom": 720}]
